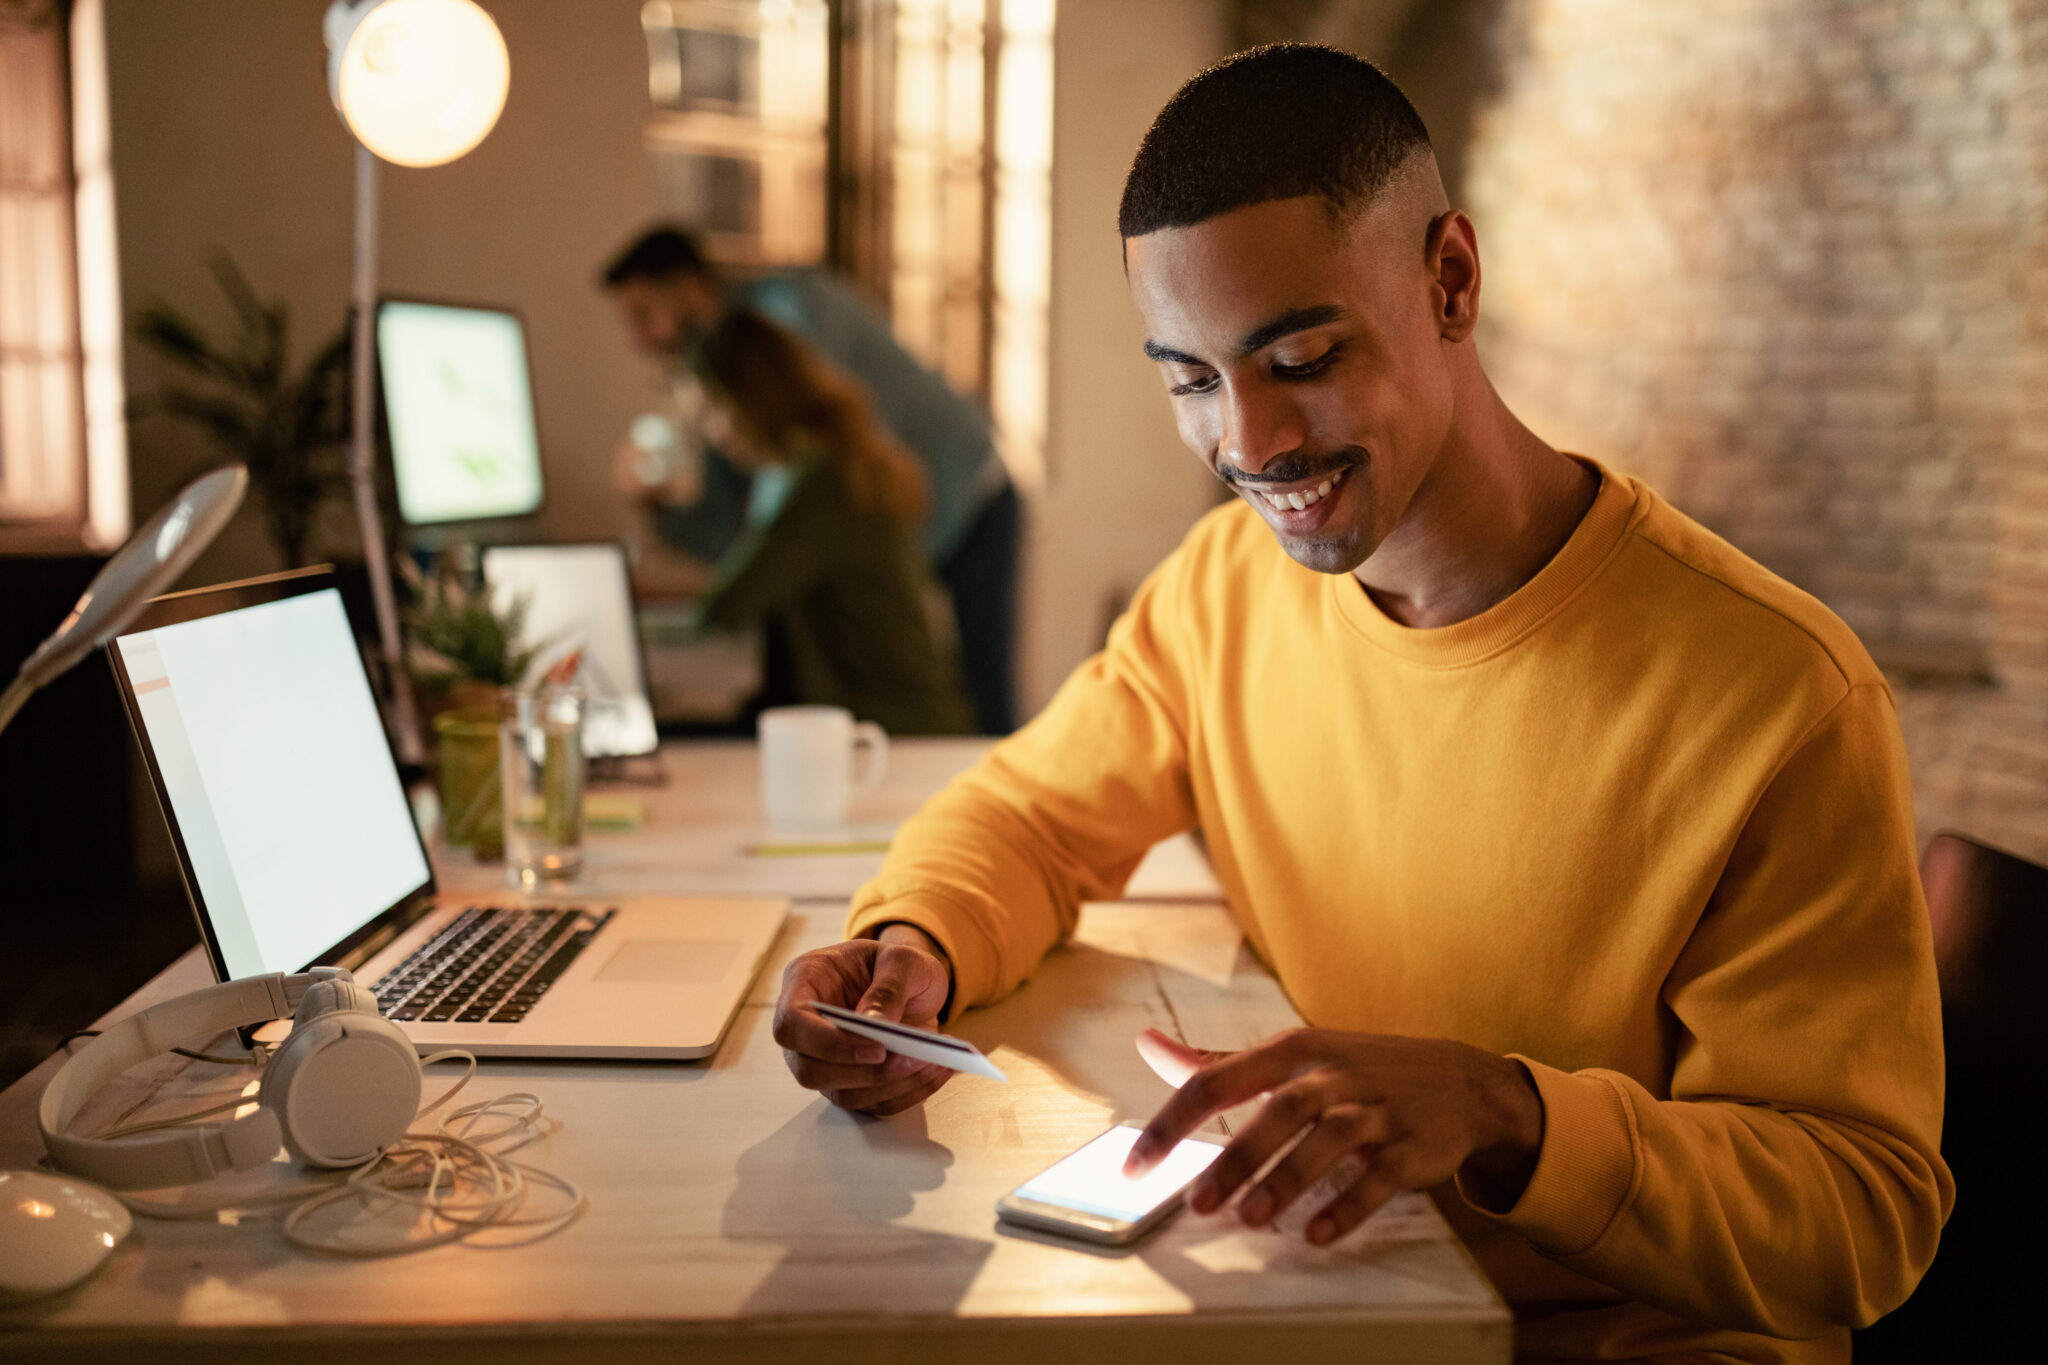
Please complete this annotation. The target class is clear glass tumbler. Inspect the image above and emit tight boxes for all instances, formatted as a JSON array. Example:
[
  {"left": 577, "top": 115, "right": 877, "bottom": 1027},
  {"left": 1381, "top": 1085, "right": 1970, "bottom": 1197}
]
[{"left": 499, "top": 681, "right": 585, "bottom": 888}]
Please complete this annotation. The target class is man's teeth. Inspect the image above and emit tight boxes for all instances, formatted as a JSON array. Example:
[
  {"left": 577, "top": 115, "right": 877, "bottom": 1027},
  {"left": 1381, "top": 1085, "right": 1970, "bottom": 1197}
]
[{"left": 1259, "top": 468, "right": 1343, "bottom": 512}]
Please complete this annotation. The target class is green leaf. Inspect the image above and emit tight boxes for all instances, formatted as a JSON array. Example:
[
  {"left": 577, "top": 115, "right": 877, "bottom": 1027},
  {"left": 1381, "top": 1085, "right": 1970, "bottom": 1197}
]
[
  {"left": 131, "top": 253, "right": 353, "bottom": 565},
  {"left": 401, "top": 561, "right": 540, "bottom": 686}
]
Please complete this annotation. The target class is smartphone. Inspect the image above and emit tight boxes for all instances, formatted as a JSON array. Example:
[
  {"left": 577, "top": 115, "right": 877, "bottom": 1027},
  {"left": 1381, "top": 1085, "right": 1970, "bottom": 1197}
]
[{"left": 995, "top": 1123, "right": 1227, "bottom": 1246}]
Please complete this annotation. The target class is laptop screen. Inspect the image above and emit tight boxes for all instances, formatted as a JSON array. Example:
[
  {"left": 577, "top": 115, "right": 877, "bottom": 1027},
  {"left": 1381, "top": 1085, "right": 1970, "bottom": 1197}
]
[
  {"left": 481, "top": 543, "right": 659, "bottom": 758},
  {"left": 377, "top": 298, "right": 546, "bottom": 526},
  {"left": 112, "top": 582, "right": 432, "bottom": 980}
]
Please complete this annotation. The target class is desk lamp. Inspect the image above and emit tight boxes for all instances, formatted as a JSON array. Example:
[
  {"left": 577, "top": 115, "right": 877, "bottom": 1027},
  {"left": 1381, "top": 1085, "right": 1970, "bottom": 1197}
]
[
  {"left": 323, "top": 0, "right": 510, "bottom": 762},
  {"left": 0, "top": 465, "right": 247, "bottom": 738}
]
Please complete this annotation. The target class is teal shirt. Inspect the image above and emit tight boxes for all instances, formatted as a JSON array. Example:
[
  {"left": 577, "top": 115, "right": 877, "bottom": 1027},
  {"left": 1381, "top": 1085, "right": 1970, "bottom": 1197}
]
[{"left": 734, "top": 271, "right": 1007, "bottom": 563}]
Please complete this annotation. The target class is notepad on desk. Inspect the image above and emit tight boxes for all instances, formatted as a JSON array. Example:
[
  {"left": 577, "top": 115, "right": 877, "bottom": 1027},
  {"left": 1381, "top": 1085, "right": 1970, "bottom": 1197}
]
[
  {"left": 744, "top": 838, "right": 894, "bottom": 857},
  {"left": 585, "top": 793, "right": 645, "bottom": 832},
  {"left": 742, "top": 821, "right": 899, "bottom": 858}
]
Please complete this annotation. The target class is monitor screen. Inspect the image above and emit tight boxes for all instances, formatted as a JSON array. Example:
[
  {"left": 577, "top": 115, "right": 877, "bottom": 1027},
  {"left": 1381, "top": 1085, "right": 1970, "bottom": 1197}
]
[
  {"left": 482, "top": 544, "right": 660, "bottom": 758},
  {"left": 113, "top": 584, "right": 432, "bottom": 979},
  {"left": 377, "top": 298, "right": 545, "bottom": 525}
]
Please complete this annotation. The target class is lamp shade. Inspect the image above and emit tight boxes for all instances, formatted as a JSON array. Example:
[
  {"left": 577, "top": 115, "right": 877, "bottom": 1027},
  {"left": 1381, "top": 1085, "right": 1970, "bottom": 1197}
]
[
  {"left": 325, "top": 0, "right": 509, "bottom": 168},
  {"left": 0, "top": 465, "right": 247, "bottom": 737}
]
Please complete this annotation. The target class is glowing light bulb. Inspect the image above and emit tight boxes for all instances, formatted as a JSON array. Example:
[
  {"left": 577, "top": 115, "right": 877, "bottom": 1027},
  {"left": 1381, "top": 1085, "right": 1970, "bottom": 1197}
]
[{"left": 328, "top": 0, "right": 509, "bottom": 168}]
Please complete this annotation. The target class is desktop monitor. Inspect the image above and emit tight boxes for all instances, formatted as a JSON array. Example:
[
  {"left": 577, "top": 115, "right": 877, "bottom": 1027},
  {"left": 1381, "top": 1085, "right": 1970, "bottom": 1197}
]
[{"left": 376, "top": 298, "right": 546, "bottom": 526}]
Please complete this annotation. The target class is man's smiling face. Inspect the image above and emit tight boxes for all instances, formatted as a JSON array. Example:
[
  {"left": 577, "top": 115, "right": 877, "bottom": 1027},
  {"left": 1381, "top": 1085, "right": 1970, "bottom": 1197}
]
[{"left": 1126, "top": 189, "right": 1460, "bottom": 576}]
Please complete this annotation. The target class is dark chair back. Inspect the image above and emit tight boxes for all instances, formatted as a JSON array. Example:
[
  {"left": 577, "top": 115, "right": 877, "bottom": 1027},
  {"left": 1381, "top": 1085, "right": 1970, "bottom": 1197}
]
[
  {"left": 1921, "top": 829, "right": 2048, "bottom": 1032},
  {"left": 1855, "top": 830, "right": 2043, "bottom": 1360}
]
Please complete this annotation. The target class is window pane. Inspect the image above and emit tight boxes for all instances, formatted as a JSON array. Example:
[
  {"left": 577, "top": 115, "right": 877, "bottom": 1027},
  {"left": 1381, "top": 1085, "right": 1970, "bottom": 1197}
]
[
  {"left": 645, "top": 1, "right": 827, "bottom": 267},
  {"left": 31, "top": 195, "right": 76, "bottom": 353},
  {"left": 1, "top": 361, "right": 48, "bottom": 514},
  {"left": 0, "top": 1, "right": 88, "bottom": 533},
  {"left": 0, "top": 196, "right": 33, "bottom": 349},
  {"left": 0, "top": 21, "right": 65, "bottom": 189}
]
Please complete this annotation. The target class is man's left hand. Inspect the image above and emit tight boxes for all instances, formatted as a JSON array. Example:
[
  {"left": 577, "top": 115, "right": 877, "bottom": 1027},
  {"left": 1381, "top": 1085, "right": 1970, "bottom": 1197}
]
[{"left": 1124, "top": 1027, "right": 1545, "bottom": 1245}]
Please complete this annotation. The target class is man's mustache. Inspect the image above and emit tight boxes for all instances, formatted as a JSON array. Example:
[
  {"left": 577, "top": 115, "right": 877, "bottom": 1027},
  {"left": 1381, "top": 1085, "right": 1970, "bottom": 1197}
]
[{"left": 1219, "top": 451, "right": 1361, "bottom": 487}]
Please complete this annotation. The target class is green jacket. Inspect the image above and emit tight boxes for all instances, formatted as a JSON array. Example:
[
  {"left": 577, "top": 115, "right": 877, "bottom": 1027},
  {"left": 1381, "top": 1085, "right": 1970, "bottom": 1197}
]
[{"left": 699, "top": 457, "right": 974, "bottom": 736}]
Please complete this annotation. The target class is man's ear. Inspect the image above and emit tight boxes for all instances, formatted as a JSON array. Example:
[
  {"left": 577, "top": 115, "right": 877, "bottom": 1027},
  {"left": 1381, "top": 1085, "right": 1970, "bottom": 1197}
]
[{"left": 1426, "top": 210, "right": 1481, "bottom": 344}]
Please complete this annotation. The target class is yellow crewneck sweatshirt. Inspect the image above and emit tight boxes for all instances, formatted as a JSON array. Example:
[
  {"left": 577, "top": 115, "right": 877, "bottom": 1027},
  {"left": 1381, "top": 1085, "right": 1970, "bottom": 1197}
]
[{"left": 848, "top": 462, "right": 1950, "bottom": 1362}]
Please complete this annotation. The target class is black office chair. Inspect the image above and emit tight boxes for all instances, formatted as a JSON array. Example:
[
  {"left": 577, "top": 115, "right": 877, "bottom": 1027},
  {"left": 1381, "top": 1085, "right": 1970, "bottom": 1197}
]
[{"left": 1853, "top": 830, "right": 2045, "bottom": 1360}]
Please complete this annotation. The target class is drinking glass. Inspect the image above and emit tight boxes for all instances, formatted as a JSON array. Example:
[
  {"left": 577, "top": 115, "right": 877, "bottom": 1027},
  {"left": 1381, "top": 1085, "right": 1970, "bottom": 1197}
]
[{"left": 500, "top": 681, "right": 585, "bottom": 887}]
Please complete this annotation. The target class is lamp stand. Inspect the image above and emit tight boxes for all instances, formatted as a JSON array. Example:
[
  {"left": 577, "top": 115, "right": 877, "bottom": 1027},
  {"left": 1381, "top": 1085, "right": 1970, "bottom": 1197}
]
[
  {"left": 347, "top": 142, "right": 423, "bottom": 765},
  {"left": 0, "top": 677, "right": 33, "bottom": 737}
]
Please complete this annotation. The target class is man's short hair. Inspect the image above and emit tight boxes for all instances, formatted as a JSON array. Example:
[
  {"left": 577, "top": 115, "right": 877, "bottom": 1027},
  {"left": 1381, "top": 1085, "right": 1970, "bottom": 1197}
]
[
  {"left": 1118, "top": 44, "right": 1431, "bottom": 239},
  {"left": 601, "top": 226, "right": 713, "bottom": 288}
]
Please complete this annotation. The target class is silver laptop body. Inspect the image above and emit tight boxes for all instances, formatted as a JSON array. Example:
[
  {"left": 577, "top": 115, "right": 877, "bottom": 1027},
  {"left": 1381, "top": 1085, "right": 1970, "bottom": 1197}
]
[{"left": 106, "top": 567, "right": 784, "bottom": 1060}]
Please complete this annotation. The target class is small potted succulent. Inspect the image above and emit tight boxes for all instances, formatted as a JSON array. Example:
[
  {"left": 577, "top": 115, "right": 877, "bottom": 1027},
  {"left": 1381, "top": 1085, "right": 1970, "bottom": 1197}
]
[{"left": 400, "top": 555, "right": 538, "bottom": 856}]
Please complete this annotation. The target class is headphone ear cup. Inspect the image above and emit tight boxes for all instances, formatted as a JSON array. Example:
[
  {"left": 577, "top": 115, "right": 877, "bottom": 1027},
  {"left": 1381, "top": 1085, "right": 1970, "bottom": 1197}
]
[
  {"left": 293, "top": 977, "right": 381, "bottom": 1026},
  {"left": 263, "top": 1008, "right": 421, "bottom": 1168}
]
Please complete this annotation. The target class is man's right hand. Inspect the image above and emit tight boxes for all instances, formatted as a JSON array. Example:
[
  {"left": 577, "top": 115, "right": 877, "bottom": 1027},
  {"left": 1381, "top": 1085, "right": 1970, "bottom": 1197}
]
[{"left": 771, "top": 925, "right": 955, "bottom": 1116}]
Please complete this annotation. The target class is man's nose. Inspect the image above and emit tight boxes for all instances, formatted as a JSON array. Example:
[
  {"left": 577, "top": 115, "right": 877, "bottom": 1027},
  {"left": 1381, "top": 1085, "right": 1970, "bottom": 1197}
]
[{"left": 1217, "top": 377, "right": 1307, "bottom": 477}]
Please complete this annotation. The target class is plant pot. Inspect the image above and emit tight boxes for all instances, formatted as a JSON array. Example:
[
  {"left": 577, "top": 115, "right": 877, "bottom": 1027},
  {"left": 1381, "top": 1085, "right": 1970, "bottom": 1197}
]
[
  {"left": 434, "top": 704, "right": 503, "bottom": 859},
  {"left": 417, "top": 677, "right": 502, "bottom": 759}
]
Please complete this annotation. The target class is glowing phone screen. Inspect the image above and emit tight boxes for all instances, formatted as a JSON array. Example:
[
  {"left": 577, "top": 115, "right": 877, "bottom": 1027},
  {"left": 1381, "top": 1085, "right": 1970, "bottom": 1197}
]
[{"left": 1011, "top": 1126, "right": 1226, "bottom": 1224}]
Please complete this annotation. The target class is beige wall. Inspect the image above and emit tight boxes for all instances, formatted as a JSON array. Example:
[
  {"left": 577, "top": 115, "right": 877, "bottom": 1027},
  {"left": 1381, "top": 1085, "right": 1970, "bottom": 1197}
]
[
  {"left": 107, "top": 0, "right": 656, "bottom": 586},
  {"left": 105, "top": 0, "right": 1228, "bottom": 724},
  {"left": 1449, "top": 0, "right": 2048, "bottom": 860},
  {"left": 1024, "top": 0, "right": 1229, "bottom": 712}
]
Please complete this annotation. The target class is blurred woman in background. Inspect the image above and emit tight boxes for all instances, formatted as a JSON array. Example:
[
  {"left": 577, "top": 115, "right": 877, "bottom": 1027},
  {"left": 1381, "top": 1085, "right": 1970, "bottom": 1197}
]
[{"left": 691, "top": 308, "right": 974, "bottom": 737}]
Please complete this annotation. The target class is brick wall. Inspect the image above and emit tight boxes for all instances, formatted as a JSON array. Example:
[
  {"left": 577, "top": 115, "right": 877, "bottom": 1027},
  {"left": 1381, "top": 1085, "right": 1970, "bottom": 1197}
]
[{"left": 1415, "top": 0, "right": 2048, "bottom": 861}]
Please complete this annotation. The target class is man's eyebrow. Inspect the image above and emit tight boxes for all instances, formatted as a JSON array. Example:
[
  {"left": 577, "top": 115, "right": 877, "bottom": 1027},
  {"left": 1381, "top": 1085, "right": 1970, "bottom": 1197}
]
[
  {"left": 1142, "top": 339, "right": 1204, "bottom": 365},
  {"left": 1237, "top": 305, "right": 1349, "bottom": 357},
  {"left": 1141, "top": 305, "right": 1351, "bottom": 368}
]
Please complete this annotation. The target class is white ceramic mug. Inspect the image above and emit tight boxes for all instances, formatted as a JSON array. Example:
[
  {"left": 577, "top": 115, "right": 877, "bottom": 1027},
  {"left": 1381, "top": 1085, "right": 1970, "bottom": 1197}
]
[{"left": 757, "top": 705, "right": 889, "bottom": 831}]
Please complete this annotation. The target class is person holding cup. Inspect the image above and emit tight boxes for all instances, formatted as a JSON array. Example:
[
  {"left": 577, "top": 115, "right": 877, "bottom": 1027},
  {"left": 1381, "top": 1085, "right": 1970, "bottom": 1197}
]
[{"left": 687, "top": 308, "right": 974, "bottom": 739}]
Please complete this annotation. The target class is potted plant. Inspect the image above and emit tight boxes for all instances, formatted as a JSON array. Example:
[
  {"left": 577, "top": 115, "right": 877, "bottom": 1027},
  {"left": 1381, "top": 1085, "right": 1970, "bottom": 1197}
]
[
  {"left": 401, "top": 555, "right": 540, "bottom": 856},
  {"left": 130, "top": 254, "right": 350, "bottom": 570}
]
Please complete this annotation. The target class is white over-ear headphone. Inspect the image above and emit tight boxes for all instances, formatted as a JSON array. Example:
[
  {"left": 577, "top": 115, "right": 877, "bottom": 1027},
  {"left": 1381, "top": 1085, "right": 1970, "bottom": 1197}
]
[{"left": 39, "top": 968, "right": 422, "bottom": 1189}]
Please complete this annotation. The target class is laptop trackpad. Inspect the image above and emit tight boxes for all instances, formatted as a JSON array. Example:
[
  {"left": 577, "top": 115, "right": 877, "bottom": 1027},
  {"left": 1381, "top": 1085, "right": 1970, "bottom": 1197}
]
[{"left": 594, "top": 938, "right": 741, "bottom": 984}]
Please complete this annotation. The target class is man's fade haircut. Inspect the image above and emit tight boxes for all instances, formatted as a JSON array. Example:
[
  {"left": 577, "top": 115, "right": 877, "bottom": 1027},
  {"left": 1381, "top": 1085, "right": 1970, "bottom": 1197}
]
[
  {"left": 600, "top": 225, "right": 712, "bottom": 288},
  {"left": 1117, "top": 44, "right": 1431, "bottom": 240}
]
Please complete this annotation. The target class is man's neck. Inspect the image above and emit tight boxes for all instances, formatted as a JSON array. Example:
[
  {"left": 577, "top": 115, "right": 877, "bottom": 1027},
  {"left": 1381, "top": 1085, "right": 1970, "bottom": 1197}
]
[{"left": 1353, "top": 385, "right": 1598, "bottom": 630}]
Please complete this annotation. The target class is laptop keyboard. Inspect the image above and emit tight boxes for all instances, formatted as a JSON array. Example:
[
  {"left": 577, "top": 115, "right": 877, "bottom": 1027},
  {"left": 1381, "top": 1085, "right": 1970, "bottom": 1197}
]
[{"left": 373, "top": 905, "right": 617, "bottom": 1025}]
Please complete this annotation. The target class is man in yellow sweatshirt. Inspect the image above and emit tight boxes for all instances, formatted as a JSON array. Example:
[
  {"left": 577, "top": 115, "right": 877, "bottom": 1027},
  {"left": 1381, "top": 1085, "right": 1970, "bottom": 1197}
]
[{"left": 768, "top": 44, "right": 1949, "bottom": 1362}]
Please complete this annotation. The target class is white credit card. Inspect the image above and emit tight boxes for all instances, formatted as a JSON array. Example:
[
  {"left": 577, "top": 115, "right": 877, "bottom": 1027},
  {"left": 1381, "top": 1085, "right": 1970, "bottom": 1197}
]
[{"left": 809, "top": 1001, "right": 1008, "bottom": 1081}]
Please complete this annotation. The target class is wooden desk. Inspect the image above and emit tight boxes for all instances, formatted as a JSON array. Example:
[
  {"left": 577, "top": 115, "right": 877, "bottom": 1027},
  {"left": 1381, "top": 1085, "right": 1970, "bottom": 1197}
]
[
  {"left": 0, "top": 743, "right": 1510, "bottom": 1365},
  {"left": 436, "top": 739, "right": 1223, "bottom": 903}
]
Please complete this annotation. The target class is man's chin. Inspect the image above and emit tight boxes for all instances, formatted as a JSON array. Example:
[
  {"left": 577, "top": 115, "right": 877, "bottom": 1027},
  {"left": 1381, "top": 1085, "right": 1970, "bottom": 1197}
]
[
  {"left": 1276, "top": 530, "right": 1370, "bottom": 575},
  {"left": 1244, "top": 497, "right": 1371, "bottom": 574}
]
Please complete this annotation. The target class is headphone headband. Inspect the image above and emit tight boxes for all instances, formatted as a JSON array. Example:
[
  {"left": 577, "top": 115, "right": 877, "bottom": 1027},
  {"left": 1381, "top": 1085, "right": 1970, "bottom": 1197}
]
[{"left": 40, "top": 970, "right": 347, "bottom": 1190}]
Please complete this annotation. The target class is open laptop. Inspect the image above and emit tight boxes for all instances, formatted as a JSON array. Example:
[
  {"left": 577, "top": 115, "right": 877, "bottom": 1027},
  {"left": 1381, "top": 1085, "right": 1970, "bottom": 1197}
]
[
  {"left": 481, "top": 543, "right": 659, "bottom": 759},
  {"left": 105, "top": 567, "right": 786, "bottom": 1060}
]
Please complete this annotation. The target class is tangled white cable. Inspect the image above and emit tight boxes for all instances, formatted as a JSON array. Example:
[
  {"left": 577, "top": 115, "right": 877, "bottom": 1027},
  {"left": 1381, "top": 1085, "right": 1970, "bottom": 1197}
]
[{"left": 108, "top": 1051, "right": 586, "bottom": 1256}]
